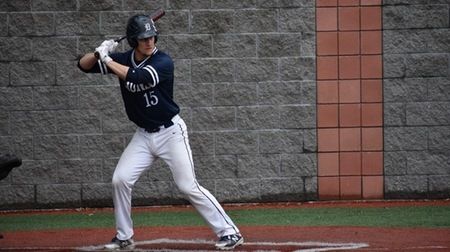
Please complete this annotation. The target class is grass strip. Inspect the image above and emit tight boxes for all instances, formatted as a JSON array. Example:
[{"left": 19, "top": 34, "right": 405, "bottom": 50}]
[
  {"left": 0, "top": 205, "right": 449, "bottom": 232},
  {"left": 229, "top": 206, "right": 450, "bottom": 228}
]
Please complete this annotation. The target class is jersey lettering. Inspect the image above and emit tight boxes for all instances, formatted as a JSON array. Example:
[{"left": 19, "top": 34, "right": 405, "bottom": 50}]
[{"left": 125, "top": 81, "right": 152, "bottom": 93}]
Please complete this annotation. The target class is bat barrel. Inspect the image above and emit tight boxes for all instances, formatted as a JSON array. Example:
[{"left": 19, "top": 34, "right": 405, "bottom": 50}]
[{"left": 151, "top": 8, "right": 165, "bottom": 21}]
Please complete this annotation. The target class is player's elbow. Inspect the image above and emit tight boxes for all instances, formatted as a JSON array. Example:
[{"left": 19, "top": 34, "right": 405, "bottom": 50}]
[{"left": 77, "top": 60, "right": 91, "bottom": 73}]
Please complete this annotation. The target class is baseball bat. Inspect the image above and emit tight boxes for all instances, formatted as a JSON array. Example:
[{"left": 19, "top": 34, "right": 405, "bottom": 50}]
[{"left": 94, "top": 8, "right": 165, "bottom": 59}]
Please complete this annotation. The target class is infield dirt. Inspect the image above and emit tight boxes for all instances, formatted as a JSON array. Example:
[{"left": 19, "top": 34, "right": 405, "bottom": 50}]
[{"left": 1, "top": 200, "right": 449, "bottom": 251}]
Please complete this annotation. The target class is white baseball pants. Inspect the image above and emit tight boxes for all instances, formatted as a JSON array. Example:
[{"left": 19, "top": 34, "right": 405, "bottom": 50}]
[{"left": 112, "top": 115, "right": 240, "bottom": 240}]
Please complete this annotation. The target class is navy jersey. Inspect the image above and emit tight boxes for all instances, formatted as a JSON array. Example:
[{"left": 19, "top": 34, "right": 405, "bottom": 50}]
[{"left": 79, "top": 48, "right": 180, "bottom": 130}]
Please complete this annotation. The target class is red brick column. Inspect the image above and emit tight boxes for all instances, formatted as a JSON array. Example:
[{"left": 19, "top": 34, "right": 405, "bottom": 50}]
[{"left": 316, "top": 0, "right": 383, "bottom": 200}]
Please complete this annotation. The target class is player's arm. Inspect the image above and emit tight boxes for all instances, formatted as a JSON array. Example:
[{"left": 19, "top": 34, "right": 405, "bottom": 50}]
[
  {"left": 78, "top": 50, "right": 128, "bottom": 80},
  {"left": 104, "top": 61, "right": 129, "bottom": 80},
  {"left": 126, "top": 57, "right": 173, "bottom": 87},
  {"left": 78, "top": 52, "right": 97, "bottom": 71},
  {"left": 78, "top": 52, "right": 116, "bottom": 75},
  {"left": 78, "top": 40, "right": 125, "bottom": 75}
]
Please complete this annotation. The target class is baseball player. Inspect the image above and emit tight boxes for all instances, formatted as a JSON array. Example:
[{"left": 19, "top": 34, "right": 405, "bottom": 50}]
[
  {"left": 0, "top": 153, "right": 22, "bottom": 239},
  {"left": 78, "top": 14, "right": 243, "bottom": 250},
  {"left": 0, "top": 153, "right": 22, "bottom": 181}
]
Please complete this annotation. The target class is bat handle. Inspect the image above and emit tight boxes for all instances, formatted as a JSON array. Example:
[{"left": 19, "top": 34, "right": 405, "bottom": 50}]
[
  {"left": 116, "top": 36, "right": 127, "bottom": 43},
  {"left": 94, "top": 36, "right": 126, "bottom": 59}
]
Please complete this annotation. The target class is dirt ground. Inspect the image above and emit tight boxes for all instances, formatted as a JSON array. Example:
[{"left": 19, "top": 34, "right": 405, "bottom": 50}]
[{"left": 1, "top": 200, "right": 449, "bottom": 251}]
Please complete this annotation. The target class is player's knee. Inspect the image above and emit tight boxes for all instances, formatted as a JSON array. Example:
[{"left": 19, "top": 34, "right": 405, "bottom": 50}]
[
  {"left": 112, "top": 173, "right": 128, "bottom": 188},
  {"left": 176, "top": 182, "right": 197, "bottom": 195}
]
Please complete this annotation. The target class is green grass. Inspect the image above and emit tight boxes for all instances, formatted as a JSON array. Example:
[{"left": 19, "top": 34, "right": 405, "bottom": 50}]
[
  {"left": 1, "top": 205, "right": 449, "bottom": 232},
  {"left": 230, "top": 206, "right": 450, "bottom": 228}
]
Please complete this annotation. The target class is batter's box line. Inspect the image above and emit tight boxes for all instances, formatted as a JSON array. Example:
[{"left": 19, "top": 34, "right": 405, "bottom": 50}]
[{"left": 77, "top": 238, "right": 369, "bottom": 251}]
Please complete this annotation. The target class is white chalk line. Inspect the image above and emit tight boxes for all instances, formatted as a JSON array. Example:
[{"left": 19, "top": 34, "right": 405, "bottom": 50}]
[
  {"left": 76, "top": 238, "right": 369, "bottom": 251},
  {"left": 2, "top": 239, "right": 448, "bottom": 251},
  {"left": 358, "top": 246, "right": 450, "bottom": 251}
]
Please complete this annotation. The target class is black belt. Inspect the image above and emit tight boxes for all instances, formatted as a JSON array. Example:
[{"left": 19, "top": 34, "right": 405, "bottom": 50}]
[{"left": 144, "top": 121, "right": 174, "bottom": 133}]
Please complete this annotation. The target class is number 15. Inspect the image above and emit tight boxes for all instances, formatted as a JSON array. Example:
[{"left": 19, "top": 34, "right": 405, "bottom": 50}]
[{"left": 143, "top": 91, "right": 158, "bottom": 107}]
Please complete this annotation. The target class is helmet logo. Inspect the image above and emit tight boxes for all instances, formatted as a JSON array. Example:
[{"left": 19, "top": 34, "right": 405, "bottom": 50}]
[{"left": 145, "top": 23, "right": 153, "bottom": 31}]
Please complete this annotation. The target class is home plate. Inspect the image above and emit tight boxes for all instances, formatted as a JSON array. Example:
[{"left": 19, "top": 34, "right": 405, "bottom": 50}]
[{"left": 77, "top": 238, "right": 369, "bottom": 251}]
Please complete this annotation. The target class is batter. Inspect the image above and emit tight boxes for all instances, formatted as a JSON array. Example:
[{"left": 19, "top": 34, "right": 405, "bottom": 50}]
[{"left": 78, "top": 15, "right": 243, "bottom": 250}]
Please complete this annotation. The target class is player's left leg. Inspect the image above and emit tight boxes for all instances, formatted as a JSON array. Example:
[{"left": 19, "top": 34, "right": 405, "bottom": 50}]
[
  {"left": 108, "top": 129, "right": 156, "bottom": 247},
  {"left": 155, "top": 116, "right": 241, "bottom": 240}
]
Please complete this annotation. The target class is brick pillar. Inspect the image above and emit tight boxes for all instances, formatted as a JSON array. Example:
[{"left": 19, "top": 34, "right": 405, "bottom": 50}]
[{"left": 316, "top": 0, "right": 384, "bottom": 200}]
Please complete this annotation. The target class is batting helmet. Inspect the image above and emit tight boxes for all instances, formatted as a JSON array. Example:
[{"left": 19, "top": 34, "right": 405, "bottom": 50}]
[{"left": 126, "top": 14, "right": 158, "bottom": 48}]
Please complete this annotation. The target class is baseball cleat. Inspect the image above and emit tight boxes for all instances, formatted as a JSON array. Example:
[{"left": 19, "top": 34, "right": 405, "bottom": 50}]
[
  {"left": 104, "top": 236, "right": 135, "bottom": 250},
  {"left": 215, "top": 234, "right": 244, "bottom": 250}
]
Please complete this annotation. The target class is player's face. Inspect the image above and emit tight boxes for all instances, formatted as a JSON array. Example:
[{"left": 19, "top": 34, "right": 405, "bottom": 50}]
[{"left": 136, "top": 36, "right": 156, "bottom": 59}]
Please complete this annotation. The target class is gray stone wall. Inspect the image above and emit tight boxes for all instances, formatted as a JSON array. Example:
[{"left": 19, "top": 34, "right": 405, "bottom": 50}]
[
  {"left": 383, "top": 0, "right": 450, "bottom": 198},
  {"left": 0, "top": 0, "right": 317, "bottom": 209}
]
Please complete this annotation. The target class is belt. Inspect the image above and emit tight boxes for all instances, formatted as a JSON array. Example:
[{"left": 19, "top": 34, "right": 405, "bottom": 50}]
[{"left": 144, "top": 121, "right": 174, "bottom": 133}]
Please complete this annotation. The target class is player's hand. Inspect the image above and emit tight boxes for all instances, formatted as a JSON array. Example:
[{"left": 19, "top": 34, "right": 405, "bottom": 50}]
[
  {"left": 95, "top": 45, "right": 112, "bottom": 64},
  {"left": 100, "top": 39, "right": 119, "bottom": 54}
]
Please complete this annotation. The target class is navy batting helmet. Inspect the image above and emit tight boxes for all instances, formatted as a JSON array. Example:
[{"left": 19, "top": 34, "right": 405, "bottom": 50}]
[{"left": 126, "top": 15, "right": 158, "bottom": 48}]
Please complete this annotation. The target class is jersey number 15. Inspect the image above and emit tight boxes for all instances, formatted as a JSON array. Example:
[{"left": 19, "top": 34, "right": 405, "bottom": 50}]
[{"left": 143, "top": 91, "right": 158, "bottom": 107}]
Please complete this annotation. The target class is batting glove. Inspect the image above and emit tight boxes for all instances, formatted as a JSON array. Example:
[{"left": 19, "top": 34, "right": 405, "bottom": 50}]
[
  {"left": 100, "top": 39, "right": 119, "bottom": 54},
  {"left": 95, "top": 45, "right": 113, "bottom": 64}
]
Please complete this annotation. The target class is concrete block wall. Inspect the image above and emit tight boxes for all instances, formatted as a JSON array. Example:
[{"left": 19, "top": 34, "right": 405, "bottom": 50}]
[
  {"left": 1, "top": 0, "right": 449, "bottom": 210},
  {"left": 383, "top": 0, "right": 450, "bottom": 198},
  {"left": 0, "top": 0, "right": 317, "bottom": 209}
]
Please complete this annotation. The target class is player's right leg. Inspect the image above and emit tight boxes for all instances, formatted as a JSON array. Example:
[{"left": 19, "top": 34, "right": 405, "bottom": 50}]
[
  {"left": 156, "top": 117, "right": 243, "bottom": 250},
  {"left": 105, "top": 128, "right": 155, "bottom": 249}
]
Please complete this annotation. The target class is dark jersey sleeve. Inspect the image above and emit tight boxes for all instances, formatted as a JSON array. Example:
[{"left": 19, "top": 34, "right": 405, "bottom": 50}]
[
  {"left": 125, "top": 54, "right": 173, "bottom": 88},
  {"left": 77, "top": 53, "right": 124, "bottom": 75}
]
